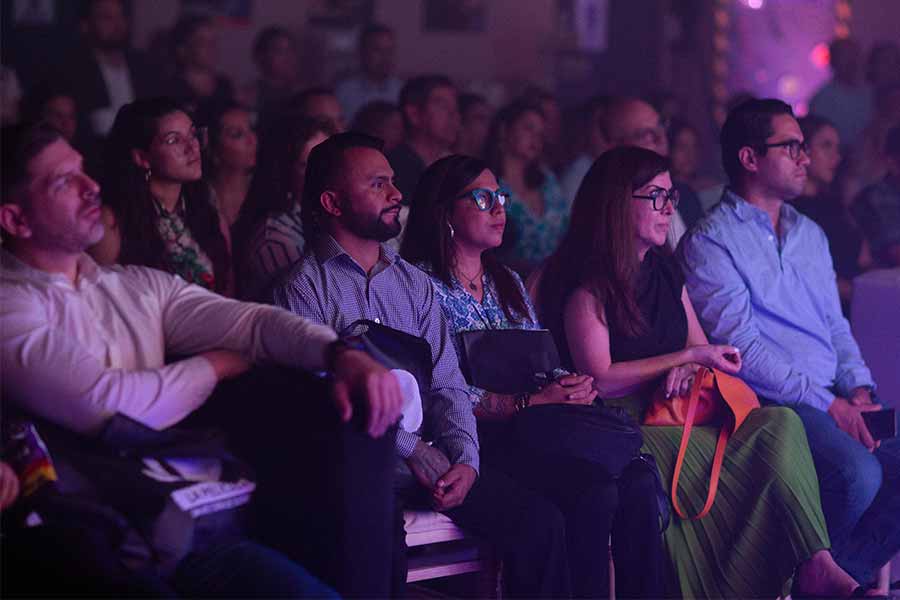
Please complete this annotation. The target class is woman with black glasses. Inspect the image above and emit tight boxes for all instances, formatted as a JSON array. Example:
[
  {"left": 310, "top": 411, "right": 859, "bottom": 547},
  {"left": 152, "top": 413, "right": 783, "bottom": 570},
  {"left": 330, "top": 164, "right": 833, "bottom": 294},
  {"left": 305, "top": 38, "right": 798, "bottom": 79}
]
[
  {"left": 90, "top": 97, "right": 233, "bottom": 295},
  {"left": 535, "top": 146, "right": 860, "bottom": 599},
  {"left": 401, "top": 154, "right": 665, "bottom": 599}
]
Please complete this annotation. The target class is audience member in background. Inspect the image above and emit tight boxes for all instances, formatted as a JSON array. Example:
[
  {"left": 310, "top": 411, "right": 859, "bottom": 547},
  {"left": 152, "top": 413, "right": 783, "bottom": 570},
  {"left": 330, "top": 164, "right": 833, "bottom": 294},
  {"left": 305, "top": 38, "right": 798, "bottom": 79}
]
[
  {"left": 199, "top": 102, "right": 258, "bottom": 228},
  {"left": 0, "top": 122, "right": 401, "bottom": 598},
  {"left": 280, "top": 87, "right": 346, "bottom": 134},
  {"left": 668, "top": 118, "right": 719, "bottom": 194},
  {"left": 603, "top": 96, "right": 704, "bottom": 246},
  {"left": 20, "top": 84, "right": 79, "bottom": 143},
  {"left": 537, "top": 145, "right": 861, "bottom": 599},
  {"left": 243, "top": 26, "right": 301, "bottom": 118},
  {"left": 165, "top": 16, "right": 234, "bottom": 114},
  {"left": 232, "top": 116, "right": 334, "bottom": 302},
  {"left": 810, "top": 37, "right": 872, "bottom": 150},
  {"left": 89, "top": 98, "right": 233, "bottom": 296},
  {"left": 560, "top": 94, "right": 611, "bottom": 203},
  {"left": 0, "top": 65, "right": 23, "bottom": 126},
  {"left": 351, "top": 100, "right": 404, "bottom": 153},
  {"left": 679, "top": 98, "right": 900, "bottom": 595},
  {"left": 401, "top": 154, "right": 664, "bottom": 599},
  {"left": 865, "top": 41, "right": 900, "bottom": 96},
  {"left": 853, "top": 124, "right": 900, "bottom": 268},
  {"left": 275, "top": 133, "right": 571, "bottom": 598},
  {"left": 453, "top": 93, "right": 492, "bottom": 159},
  {"left": 60, "top": 0, "right": 158, "bottom": 138},
  {"left": 335, "top": 24, "right": 403, "bottom": 123},
  {"left": 485, "top": 101, "right": 569, "bottom": 276},
  {"left": 851, "top": 83, "right": 900, "bottom": 193},
  {"left": 790, "top": 115, "right": 870, "bottom": 311},
  {"left": 520, "top": 85, "right": 564, "bottom": 174},
  {"left": 388, "top": 75, "right": 460, "bottom": 202}
]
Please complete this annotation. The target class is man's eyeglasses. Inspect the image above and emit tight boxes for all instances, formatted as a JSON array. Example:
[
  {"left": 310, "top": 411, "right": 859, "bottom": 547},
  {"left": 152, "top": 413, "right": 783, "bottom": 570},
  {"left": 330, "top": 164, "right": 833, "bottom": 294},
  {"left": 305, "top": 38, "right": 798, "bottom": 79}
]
[
  {"left": 632, "top": 186, "right": 680, "bottom": 211},
  {"left": 456, "top": 187, "right": 510, "bottom": 211},
  {"left": 156, "top": 126, "right": 208, "bottom": 153},
  {"left": 762, "top": 139, "right": 809, "bottom": 161}
]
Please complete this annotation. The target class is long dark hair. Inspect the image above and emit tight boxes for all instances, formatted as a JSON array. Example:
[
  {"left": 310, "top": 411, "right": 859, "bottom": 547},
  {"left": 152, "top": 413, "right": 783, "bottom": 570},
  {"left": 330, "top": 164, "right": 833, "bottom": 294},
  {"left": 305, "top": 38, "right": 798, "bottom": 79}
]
[
  {"left": 101, "top": 97, "right": 230, "bottom": 292},
  {"left": 401, "top": 154, "right": 530, "bottom": 323},
  {"left": 536, "top": 146, "right": 669, "bottom": 357},
  {"left": 231, "top": 115, "right": 335, "bottom": 265},
  {"left": 484, "top": 100, "right": 546, "bottom": 190}
]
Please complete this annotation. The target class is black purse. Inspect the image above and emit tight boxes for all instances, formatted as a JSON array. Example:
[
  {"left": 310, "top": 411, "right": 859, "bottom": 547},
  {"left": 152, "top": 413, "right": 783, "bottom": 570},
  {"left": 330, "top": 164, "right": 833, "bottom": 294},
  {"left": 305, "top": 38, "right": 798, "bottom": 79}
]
[
  {"left": 341, "top": 319, "right": 434, "bottom": 389},
  {"left": 458, "top": 328, "right": 560, "bottom": 394}
]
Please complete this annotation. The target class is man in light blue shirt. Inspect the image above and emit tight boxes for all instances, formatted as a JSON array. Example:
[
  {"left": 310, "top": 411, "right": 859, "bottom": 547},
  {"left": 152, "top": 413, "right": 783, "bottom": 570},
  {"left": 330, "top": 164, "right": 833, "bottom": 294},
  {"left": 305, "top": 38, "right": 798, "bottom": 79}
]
[{"left": 679, "top": 98, "right": 899, "bottom": 592}]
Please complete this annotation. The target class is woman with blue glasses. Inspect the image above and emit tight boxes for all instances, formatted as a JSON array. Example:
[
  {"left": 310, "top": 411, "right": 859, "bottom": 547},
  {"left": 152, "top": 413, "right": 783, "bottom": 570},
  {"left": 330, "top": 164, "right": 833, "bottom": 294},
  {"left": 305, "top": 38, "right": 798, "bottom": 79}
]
[{"left": 401, "top": 154, "right": 665, "bottom": 598}]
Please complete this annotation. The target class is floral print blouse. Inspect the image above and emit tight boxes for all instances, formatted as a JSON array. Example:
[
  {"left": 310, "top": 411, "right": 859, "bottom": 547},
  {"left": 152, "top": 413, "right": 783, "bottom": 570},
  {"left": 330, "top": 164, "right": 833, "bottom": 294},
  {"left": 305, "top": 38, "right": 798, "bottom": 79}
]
[
  {"left": 419, "top": 263, "right": 540, "bottom": 404},
  {"left": 155, "top": 198, "right": 216, "bottom": 290},
  {"left": 498, "top": 168, "right": 571, "bottom": 275}
]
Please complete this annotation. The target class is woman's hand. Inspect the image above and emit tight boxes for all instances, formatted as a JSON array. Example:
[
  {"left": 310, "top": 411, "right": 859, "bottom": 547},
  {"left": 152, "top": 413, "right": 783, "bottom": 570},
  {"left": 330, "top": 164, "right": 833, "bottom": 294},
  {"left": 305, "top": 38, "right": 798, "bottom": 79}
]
[
  {"left": 530, "top": 374, "right": 598, "bottom": 406},
  {"left": 688, "top": 345, "right": 742, "bottom": 374},
  {"left": 665, "top": 363, "right": 700, "bottom": 398}
]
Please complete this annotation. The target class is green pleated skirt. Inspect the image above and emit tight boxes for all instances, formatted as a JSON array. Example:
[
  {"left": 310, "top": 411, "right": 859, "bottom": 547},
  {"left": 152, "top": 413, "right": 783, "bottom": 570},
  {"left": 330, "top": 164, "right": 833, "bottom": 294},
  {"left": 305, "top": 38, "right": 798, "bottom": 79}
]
[{"left": 605, "top": 397, "right": 830, "bottom": 599}]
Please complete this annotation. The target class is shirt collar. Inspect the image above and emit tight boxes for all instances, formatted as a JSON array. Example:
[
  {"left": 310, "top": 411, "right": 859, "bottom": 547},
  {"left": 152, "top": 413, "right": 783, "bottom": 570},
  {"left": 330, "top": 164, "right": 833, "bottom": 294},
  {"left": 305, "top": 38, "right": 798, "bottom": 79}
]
[
  {"left": 313, "top": 234, "right": 401, "bottom": 270},
  {"left": 1, "top": 248, "right": 102, "bottom": 288},
  {"left": 723, "top": 188, "right": 802, "bottom": 230}
]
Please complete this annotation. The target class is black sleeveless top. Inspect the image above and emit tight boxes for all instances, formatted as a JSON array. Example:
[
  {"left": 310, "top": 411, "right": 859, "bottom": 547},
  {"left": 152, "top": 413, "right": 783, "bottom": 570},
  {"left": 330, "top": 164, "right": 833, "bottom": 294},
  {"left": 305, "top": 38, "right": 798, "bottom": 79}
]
[{"left": 606, "top": 250, "right": 688, "bottom": 362}]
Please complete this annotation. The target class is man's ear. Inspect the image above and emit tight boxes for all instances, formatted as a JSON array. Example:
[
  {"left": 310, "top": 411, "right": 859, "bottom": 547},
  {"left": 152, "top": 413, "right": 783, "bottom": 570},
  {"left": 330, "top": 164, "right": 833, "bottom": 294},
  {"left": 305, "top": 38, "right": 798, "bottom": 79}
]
[
  {"left": 131, "top": 148, "right": 151, "bottom": 171},
  {"left": 319, "top": 190, "right": 343, "bottom": 218},
  {"left": 738, "top": 146, "right": 759, "bottom": 174},
  {"left": 0, "top": 203, "right": 33, "bottom": 240}
]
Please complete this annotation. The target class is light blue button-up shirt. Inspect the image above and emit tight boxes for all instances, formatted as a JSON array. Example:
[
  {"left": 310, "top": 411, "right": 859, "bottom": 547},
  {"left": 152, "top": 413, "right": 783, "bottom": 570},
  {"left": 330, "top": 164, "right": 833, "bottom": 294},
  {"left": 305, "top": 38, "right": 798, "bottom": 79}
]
[{"left": 677, "top": 190, "right": 873, "bottom": 412}]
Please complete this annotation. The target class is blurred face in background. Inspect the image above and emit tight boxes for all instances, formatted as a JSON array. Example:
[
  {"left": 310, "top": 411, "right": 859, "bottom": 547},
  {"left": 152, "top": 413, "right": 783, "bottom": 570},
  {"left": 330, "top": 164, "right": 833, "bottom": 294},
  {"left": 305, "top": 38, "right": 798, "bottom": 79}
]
[
  {"left": 181, "top": 22, "right": 218, "bottom": 71},
  {"left": 304, "top": 94, "right": 346, "bottom": 133},
  {"left": 669, "top": 127, "right": 700, "bottom": 182},
  {"left": 213, "top": 108, "right": 257, "bottom": 174},
  {"left": 412, "top": 85, "right": 460, "bottom": 149},
  {"left": 806, "top": 124, "right": 841, "bottom": 188},
  {"left": 456, "top": 99, "right": 492, "bottom": 157},
  {"left": 502, "top": 109, "right": 545, "bottom": 164},
  {"left": 83, "top": 0, "right": 129, "bottom": 51},
  {"left": 361, "top": 31, "right": 396, "bottom": 81},
  {"left": 42, "top": 96, "right": 78, "bottom": 142},
  {"left": 610, "top": 100, "right": 669, "bottom": 157},
  {"left": 260, "top": 33, "right": 298, "bottom": 83}
]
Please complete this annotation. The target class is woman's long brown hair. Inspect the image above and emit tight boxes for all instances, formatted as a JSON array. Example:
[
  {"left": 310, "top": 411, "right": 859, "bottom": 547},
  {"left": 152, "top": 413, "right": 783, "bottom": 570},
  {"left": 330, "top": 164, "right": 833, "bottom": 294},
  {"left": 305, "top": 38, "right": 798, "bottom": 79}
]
[{"left": 536, "top": 146, "right": 669, "bottom": 363}]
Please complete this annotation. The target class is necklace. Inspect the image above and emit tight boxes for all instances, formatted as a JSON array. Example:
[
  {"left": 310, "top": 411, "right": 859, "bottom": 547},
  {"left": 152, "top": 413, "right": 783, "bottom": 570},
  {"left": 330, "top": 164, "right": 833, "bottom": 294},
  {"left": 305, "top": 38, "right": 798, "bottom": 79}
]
[{"left": 456, "top": 265, "right": 484, "bottom": 291}]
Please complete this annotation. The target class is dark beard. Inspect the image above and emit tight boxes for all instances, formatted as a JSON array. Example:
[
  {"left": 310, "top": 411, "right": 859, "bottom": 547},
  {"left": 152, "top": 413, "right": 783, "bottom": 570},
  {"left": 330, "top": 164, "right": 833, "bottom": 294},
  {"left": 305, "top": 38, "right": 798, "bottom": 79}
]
[{"left": 344, "top": 207, "right": 402, "bottom": 243}]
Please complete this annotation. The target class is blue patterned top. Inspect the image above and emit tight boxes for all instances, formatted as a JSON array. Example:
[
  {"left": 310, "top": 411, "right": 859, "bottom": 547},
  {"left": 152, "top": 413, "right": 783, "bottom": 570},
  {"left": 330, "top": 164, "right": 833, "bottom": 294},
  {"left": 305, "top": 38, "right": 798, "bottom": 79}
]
[
  {"left": 498, "top": 168, "right": 571, "bottom": 274},
  {"left": 419, "top": 262, "right": 540, "bottom": 404}
]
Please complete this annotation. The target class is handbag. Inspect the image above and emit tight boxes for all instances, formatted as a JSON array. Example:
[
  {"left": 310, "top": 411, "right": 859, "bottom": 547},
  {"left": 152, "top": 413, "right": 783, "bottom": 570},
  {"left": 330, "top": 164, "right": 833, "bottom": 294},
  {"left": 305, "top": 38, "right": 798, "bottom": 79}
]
[
  {"left": 341, "top": 319, "right": 434, "bottom": 389},
  {"left": 643, "top": 366, "right": 760, "bottom": 520},
  {"left": 458, "top": 328, "right": 560, "bottom": 394},
  {"left": 3, "top": 412, "right": 255, "bottom": 577}
]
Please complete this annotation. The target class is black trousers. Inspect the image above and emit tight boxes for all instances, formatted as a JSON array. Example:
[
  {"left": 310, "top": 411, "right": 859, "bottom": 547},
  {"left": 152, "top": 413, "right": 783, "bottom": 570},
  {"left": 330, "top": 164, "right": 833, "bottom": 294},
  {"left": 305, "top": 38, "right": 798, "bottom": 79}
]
[
  {"left": 481, "top": 422, "right": 665, "bottom": 599},
  {"left": 198, "top": 366, "right": 397, "bottom": 598}
]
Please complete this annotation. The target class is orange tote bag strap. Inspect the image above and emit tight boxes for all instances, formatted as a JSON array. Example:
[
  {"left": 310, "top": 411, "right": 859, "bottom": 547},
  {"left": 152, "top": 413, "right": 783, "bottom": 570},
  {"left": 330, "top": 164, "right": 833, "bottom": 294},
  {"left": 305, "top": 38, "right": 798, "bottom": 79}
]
[{"left": 669, "top": 368, "right": 731, "bottom": 520}]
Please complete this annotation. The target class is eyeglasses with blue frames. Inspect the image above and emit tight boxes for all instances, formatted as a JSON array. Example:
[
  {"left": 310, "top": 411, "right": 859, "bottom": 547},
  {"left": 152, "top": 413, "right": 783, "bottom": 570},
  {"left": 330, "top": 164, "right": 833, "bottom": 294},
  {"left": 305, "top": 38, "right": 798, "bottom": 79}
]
[
  {"left": 456, "top": 187, "right": 510, "bottom": 211},
  {"left": 632, "top": 186, "right": 680, "bottom": 211},
  {"left": 761, "top": 139, "right": 809, "bottom": 161}
]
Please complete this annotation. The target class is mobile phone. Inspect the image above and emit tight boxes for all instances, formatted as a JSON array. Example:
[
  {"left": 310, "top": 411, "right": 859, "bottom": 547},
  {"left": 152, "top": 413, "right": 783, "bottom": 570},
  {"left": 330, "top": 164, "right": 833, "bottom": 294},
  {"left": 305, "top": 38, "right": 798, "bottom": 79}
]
[{"left": 862, "top": 408, "right": 897, "bottom": 440}]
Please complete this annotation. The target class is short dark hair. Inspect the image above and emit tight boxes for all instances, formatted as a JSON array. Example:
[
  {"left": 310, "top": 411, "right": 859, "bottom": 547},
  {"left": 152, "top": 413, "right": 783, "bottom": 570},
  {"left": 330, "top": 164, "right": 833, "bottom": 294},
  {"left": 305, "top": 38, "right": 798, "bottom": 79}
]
[
  {"left": 300, "top": 132, "right": 385, "bottom": 241},
  {"left": 720, "top": 98, "right": 794, "bottom": 183},
  {"left": 170, "top": 15, "right": 211, "bottom": 61},
  {"left": 1, "top": 123, "right": 63, "bottom": 203},
  {"left": 253, "top": 25, "right": 293, "bottom": 61},
  {"left": 360, "top": 23, "right": 393, "bottom": 49},
  {"left": 398, "top": 75, "right": 455, "bottom": 128}
]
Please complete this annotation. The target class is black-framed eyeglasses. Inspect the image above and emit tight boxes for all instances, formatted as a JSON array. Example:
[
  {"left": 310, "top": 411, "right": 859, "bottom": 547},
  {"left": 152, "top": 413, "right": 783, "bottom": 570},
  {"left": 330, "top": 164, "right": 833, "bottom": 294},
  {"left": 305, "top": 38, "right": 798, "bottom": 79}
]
[
  {"left": 632, "top": 186, "right": 680, "bottom": 211},
  {"left": 762, "top": 139, "right": 809, "bottom": 161},
  {"left": 456, "top": 187, "right": 510, "bottom": 211}
]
